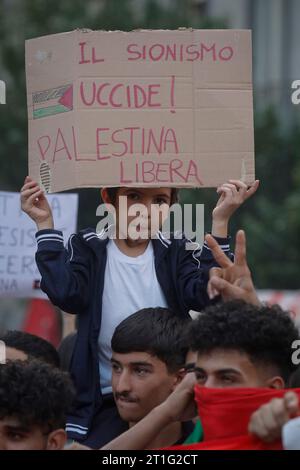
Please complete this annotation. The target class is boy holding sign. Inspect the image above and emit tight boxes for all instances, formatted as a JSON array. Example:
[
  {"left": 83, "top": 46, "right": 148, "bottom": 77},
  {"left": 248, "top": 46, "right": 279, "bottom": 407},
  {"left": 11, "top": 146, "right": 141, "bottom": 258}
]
[{"left": 20, "top": 177, "right": 258, "bottom": 447}]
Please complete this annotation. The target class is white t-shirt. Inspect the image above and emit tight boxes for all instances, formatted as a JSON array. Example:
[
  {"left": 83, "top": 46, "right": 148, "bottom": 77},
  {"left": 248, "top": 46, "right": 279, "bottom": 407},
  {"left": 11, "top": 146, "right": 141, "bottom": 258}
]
[{"left": 98, "top": 239, "right": 168, "bottom": 394}]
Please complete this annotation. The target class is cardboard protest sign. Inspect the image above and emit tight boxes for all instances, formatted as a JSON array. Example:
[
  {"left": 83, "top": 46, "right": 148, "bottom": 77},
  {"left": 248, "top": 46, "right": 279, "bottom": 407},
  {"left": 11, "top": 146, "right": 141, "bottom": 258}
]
[
  {"left": 0, "top": 191, "right": 78, "bottom": 298},
  {"left": 25, "top": 29, "right": 255, "bottom": 192}
]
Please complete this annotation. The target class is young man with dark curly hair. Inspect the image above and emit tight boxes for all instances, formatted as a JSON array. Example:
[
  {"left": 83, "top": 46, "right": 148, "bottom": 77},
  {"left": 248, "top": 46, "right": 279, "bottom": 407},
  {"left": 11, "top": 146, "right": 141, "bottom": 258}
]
[
  {"left": 189, "top": 299, "right": 299, "bottom": 389},
  {"left": 0, "top": 360, "right": 75, "bottom": 450}
]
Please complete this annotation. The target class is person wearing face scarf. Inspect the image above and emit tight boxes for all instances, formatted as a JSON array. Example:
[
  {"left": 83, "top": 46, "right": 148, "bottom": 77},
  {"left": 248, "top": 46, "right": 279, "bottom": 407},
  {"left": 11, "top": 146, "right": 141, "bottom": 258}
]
[{"left": 69, "top": 299, "right": 300, "bottom": 450}]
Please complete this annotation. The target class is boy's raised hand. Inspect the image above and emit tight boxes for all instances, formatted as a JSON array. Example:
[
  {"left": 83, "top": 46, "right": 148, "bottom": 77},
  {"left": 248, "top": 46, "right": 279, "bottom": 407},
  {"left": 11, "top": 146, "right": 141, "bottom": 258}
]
[
  {"left": 206, "top": 230, "right": 260, "bottom": 306},
  {"left": 212, "top": 179, "right": 259, "bottom": 237},
  {"left": 20, "top": 176, "right": 54, "bottom": 230},
  {"left": 159, "top": 372, "right": 197, "bottom": 423}
]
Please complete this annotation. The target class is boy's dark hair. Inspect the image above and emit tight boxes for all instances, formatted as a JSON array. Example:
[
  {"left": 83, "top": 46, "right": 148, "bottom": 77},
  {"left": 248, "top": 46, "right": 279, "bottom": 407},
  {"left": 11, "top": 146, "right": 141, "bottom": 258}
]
[
  {"left": 0, "top": 360, "right": 75, "bottom": 431},
  {"left": 0, "top": 330, "right": 60, "bottom": 368},
  {"left": 188, "top": 300, "right": 300, "bottom": 383},
  {"left": 111, "top": 308, "right": 190, "bottom": 373},
  {"left": 106, "top": 187, "right": 179, "bottom": 205}
]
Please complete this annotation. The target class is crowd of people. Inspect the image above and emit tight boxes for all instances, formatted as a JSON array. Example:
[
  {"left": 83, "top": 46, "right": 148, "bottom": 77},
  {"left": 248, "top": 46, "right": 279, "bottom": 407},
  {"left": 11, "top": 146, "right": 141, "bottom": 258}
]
[{"left": 0, "top": 177, "right": 299, "bottom": 451}]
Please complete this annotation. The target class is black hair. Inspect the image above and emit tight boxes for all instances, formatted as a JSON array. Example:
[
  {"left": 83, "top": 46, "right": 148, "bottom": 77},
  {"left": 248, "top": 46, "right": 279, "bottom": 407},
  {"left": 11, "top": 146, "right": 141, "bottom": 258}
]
[
  {"left": 188, "top": 300, "right": 300, "bottom": 383},
  {"left": 111, "top": 308, "right": 190, "bottom": 373},
  {"left": 0, "top": 330, "right": 60, "bottom": 368},
  {"left": 105, "top": 187, "right": 179, "bottom": 205},
  {"left": 289, "top": 365, "right": 300, "bottom": 388},
  {"left": 0, "top": 360, "right": 75, "bottom": 431}
]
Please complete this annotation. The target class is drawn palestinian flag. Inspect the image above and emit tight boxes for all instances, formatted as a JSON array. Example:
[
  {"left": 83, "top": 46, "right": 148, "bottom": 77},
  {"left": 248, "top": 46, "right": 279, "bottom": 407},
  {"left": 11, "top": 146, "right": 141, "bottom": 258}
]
[{"left": 33, "top": 84, "right": 73, "bottom": 119}]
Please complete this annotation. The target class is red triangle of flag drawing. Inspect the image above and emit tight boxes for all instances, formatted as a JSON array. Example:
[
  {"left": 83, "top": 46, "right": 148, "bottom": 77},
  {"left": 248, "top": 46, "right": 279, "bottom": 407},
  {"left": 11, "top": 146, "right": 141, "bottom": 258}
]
[{"left": 58, "top": 85, "right": 73, "bottom": 110}]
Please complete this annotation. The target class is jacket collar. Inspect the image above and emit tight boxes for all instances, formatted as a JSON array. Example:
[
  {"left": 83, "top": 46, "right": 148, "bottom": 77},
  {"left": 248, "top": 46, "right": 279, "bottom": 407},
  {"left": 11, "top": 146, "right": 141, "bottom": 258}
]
[{"left": 78, "top": 227, "right": 170, "bottom": 263}]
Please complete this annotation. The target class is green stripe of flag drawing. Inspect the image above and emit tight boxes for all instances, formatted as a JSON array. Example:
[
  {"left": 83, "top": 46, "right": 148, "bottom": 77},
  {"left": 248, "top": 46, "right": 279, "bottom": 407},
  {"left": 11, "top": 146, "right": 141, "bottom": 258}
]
[
  {"left": 33, "top": 104, "right": 70, "bottom": 119},
  {"left": 32, "top": 84, "right": 73, "bottom": 119}
]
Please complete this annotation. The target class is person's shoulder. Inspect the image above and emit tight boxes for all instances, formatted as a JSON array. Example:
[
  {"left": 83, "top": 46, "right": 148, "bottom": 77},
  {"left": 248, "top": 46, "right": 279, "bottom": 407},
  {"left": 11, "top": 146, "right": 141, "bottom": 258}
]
[
  {"left": 163, "top": 232, "right": 201, "bottom": 251},
  {"left": 173, "top": 421, "right": 197, "bottom": 446},
  {"left": 65, "top": 228, "right": 97, "bottom": 252},
  {"left": 69, "top": 227, "right": 104, "bottom": 243},
  {"left": 68, "top": 227, "right": 110, "bottom": 254}
]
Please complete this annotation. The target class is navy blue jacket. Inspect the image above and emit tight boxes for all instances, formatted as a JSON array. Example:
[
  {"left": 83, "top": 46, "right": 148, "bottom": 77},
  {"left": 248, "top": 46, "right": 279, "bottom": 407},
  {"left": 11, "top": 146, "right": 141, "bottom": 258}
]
[{"left": 35, "top": 228, "right": 231, "bottom": 440}]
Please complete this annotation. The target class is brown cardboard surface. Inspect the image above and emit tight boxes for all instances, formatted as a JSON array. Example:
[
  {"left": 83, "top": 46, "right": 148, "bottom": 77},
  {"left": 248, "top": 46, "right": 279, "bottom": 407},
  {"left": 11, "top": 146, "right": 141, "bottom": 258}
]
[{"left": 25, "top": 29, "right": 255, "bottom": 192}]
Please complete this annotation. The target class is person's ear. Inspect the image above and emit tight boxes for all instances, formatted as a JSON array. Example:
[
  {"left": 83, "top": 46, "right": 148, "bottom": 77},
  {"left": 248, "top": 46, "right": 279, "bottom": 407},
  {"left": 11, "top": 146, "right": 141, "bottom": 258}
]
[
  {"left": 171, "top": 368, "right": 186, "bottom": 390},
  {"left": 46, "top": 429, "right": 67, "bottom": 450},
  {"left": 266, "top": 375, "right": 285, "bottom": 390}
]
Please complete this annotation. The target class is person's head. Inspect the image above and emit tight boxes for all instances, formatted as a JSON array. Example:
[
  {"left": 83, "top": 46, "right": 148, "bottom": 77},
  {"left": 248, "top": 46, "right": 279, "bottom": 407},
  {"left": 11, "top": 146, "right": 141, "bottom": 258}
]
[
  {"left": 188, "top": 300, "right": 299, "bottom": 389},
  {"left": 111, "top": 307, "right": 189, "bottom": 424},
  {"left": 0, "top": 330, "right": 60, "bottom": 368},
  {"left": 101, "top": 187, "right": 179, "bottom": 241},
  {"left": 0, "top": 360, "right": 75, "bottom": 450}
]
